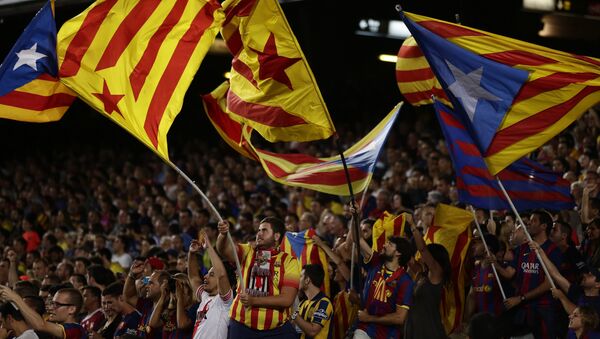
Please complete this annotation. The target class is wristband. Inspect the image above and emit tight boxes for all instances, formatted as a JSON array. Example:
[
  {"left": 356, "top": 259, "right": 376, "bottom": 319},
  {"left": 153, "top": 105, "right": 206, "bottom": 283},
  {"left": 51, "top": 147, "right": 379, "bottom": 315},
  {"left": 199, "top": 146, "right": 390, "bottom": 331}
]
[{"left": 291, "top": 311, "right": 298, "bottom": 321}]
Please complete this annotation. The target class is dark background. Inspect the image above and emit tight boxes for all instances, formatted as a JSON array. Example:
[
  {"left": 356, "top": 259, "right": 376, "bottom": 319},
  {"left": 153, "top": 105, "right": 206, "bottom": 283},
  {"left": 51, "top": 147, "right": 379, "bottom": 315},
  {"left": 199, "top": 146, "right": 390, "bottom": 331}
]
[{"left": 0, "top": 0, "right": 598, "bottom": 158}]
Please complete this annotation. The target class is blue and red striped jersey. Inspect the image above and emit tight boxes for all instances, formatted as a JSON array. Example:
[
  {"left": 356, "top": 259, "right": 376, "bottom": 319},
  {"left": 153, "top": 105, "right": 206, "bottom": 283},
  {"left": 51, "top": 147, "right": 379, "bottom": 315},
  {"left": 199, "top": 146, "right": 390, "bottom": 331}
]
[{"left": 510, "top": 240, "right": 563, "bottom": 307}]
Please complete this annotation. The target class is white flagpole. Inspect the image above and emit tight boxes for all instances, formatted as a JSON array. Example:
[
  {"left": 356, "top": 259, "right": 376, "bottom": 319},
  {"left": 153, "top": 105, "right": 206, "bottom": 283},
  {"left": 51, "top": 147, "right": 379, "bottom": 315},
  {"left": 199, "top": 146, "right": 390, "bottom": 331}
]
[
  {"left": 495, "top": 176, "right": 556, "bottom": 289},
  {"left": 168, "top": 161, "right": 244, "bottom": 286},
  {"left": 468, "top": 207, "right": 507, "bottom": 300}
]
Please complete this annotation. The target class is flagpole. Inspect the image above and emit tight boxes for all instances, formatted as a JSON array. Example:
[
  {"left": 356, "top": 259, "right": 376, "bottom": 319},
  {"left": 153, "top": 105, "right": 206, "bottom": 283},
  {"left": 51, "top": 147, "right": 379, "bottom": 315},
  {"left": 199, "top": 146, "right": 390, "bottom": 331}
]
[
  {"left": 334, "top": 135, "right": 363, "bottom": 296},
  {"left": 495, "top": 176, "right": 556, "bottom": 289},
  {"left": 468, "top": 207, "right": 507, "bottom": 300},
  {"left": 168, "top": 161, "right": 244, "bottom": 286}
]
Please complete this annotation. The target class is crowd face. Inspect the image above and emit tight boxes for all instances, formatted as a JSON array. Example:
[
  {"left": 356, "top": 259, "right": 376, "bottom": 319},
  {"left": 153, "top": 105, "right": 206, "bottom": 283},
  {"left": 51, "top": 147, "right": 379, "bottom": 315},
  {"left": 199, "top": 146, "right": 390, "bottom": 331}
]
[
  {"left": 550, "top": 224, "right": 566, "bottom": 244},
  {"left": 49, "top": 291, "right": 75, "bottom": 323},
  {"left": 568, "top": 308, "right": 583, "bottom": 331},
  {"left": 102, "top": 294, "right": 121, "bottom": 314},
  {"left": 588, "top": 224, "right": 600, "bottom": 241},
  {"left": 527, "top": 214, "right": 544, "bottom": 238},
  {"left": 146, "top": 272, "right": 162, "bottom": 300},
  {"left": 255, "top": 223, "right": 277, "bottom": 250},
  {"left": 360, "top": 222, "right": 372, "bottom": 240},
  {"left": 203, "top": 268, "right": 218, "bottom": 295}
]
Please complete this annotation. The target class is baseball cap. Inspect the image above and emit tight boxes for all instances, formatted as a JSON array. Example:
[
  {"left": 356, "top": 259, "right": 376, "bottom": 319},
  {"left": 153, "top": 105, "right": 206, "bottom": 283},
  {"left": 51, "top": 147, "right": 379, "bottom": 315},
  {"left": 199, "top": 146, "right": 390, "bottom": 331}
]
[{"left": 146, "top": 256, "right": 165, "bottom": 270}]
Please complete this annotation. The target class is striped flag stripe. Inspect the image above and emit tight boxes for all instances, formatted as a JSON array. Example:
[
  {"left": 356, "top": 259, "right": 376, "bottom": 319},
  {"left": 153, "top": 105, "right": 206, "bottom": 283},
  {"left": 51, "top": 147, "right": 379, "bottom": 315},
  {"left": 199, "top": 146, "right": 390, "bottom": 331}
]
[
  {"left": 223, "top": 0, "right": 256, "bottom": 26},
  {"left": 227, "top": 91, "right": 308, "bottom": 127},
  {"left": 456, "top": 140, "right": 480, "bottom": 156},
  {"left": 257, "top": 150, "right": 325, "bottom": 165},
  {"left": 418, "top": 20, "right": 484, "bottom": 38},
  {"left": 512, "top": 72, "right": 600, "bottom": 104},
  {"left": 261, "top": 158, "right": 368, "bottom": 185},
  {"left": 483, "top": 49, "right": 558, "bottom": 67},
  {"left": 130, "top": 0, "right": 188, "bottom": 100},
  {"left": 398, "top": 44, "right": 424, "bottom": 58},
  {"left": 396, "top": 55, "right": 434, "bottom": 71},
  {"left": 95, "top": 0, "right": 161, "bottom": 71},
  {"left": 144, "top": 3, "right": 218, "bottom": 148},
  {"left": 59, "top": 0, "right": 118, "bottom": 77},
  {"left": 400, "top": 86, "right": 447, "bottom": 103},
  {"left": 395, "top": 68, "right": 435, "bottom": 82},
  {"left": 461, "top": 166, "right": 569, "bottom": 188},
  {"left": 456, "top": 180, "right": 573, "bottom": 202},
  {"left": 232, "top": 57, "right": 258, "bottom": 87},
  {"left": 487, "top": 86, "right": 600, "bottom": 156},
  {"left": 0, "top": 90, "right": 75, "bottom": 110}
]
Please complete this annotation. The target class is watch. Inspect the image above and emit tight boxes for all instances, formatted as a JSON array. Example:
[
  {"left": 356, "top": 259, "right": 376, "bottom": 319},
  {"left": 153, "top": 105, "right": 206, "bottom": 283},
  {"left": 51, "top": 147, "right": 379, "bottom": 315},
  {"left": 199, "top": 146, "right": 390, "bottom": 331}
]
[
  {"left": 520, "top": 295, "right": 526, "bottom": 302},
  {"left": 291, "top": 311, "right": 298, "bottom": 321}
]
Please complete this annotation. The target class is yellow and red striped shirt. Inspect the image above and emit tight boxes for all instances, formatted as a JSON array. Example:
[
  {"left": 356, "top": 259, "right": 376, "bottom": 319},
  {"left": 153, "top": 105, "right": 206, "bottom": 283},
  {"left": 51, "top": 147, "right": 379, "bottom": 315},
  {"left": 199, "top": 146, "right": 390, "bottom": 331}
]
[
  {"left": 229, "top": 244, "right": 300, "bottom": 330},
  {"left": 331, "top": 290, "right": 358, "bottom": 339}
]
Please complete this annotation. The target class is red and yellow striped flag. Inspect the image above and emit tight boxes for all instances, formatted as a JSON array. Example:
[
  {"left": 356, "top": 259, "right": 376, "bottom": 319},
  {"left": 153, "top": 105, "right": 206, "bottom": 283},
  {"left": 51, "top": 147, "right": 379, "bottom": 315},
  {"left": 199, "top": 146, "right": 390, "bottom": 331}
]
[
  {"left": 220, "top": 0, "right": 335, "bottom": 142},
  {"left": 202, "top": 81, "right": 257, "bottom": 160},
  {"left": 396, "top": 36, "right": 450, "bottom": 107},
  {"left": 425, "top": 203, "right": 473, "bottom": 334},
  {"left": 371, "top": 211, "right": 407, "bottom": 252},
  {"left": 56, "top": 0, "right": 225, "bottom": 160},
  {"left": 404, "top": 12, "right": 600, "bottom": 174}
]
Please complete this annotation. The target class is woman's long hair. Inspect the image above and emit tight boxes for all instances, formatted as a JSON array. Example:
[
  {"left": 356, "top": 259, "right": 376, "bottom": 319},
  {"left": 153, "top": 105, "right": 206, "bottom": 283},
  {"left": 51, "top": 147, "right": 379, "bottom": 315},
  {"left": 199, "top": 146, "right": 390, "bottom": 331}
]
[{"left": 427, "top": 243, "right": 452, "bottom": 285}]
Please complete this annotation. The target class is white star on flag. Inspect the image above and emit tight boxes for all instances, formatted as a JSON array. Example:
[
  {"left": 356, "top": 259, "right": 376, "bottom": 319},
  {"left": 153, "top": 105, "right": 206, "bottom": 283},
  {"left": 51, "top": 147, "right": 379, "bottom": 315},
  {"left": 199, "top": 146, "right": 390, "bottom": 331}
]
[
  {"left": 445, "top": 61, "right": 500, "bottom": 122},
  {"left": 13, "top": 43, "right": 47, "bottom": 71}
]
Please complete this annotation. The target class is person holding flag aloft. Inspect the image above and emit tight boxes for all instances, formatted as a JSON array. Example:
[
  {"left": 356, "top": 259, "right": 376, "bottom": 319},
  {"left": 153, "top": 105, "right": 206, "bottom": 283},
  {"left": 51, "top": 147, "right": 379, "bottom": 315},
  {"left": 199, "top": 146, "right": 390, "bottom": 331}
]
[
  {"left": 216, "top": 217, "right": 299, "bottom": 338},
  {"left": 492, "top": 210, "right": 563, "bottom": 339}
]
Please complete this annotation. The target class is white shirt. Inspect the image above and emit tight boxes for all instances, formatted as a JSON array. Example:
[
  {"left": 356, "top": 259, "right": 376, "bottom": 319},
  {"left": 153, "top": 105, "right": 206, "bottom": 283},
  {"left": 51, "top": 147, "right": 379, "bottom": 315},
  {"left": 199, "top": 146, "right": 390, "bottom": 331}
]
[
  {"left": 111, "top": 252, "right": 132, "bottom": 269},
  {"left": 17, "top": 329, "right": 39, "bottom": 339},
  {"left": 192, "top": 287, "right": 233, "bottom": 339}
]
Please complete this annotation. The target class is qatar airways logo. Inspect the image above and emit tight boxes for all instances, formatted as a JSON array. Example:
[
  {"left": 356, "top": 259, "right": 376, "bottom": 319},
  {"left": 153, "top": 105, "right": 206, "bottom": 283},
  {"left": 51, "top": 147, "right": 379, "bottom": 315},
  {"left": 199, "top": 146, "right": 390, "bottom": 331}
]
[{"left": 521, "top": 262, "right": 540, "bottom": 274}]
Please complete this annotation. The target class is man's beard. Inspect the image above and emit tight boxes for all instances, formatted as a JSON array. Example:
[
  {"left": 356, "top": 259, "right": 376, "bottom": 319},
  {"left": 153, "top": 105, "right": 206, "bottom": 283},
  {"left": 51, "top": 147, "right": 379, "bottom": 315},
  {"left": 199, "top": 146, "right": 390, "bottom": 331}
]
[{"left": 380, "top": 252, "right": 395, "bottom": 264}]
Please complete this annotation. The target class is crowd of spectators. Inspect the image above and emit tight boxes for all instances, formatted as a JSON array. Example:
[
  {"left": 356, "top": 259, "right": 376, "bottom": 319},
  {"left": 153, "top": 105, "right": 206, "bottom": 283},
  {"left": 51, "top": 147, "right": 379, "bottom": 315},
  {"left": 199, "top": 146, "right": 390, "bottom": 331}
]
[{"left": 0, "top": 104, "right": 599, "bottom": 339}]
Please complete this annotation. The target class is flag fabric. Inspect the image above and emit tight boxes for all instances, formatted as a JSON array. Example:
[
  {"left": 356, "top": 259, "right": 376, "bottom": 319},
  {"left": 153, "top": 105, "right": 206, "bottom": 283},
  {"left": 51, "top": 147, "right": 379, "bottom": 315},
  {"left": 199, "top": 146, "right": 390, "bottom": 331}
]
[
  {"left": 244, "top": 103, "right": 402, "bottom": 196},
  {"left": 425, "top": 203, "right": 473, "bottom": 333},
  {"left": 219, "top": 0, "right": 335, "bottom": 142},
  {"left": 371, "top": 211, "right": 407, "bottom": 252},
  {"left": 280, "top": 228, "right": 330, "bottom": 295},
  {"left": 0, "top": 1, "right": 76, "bottom": 122},
  {"left": 402, "top": 12, "right": 600, "bottom": 174},
  {"left": 434, "top": 100, "right": 575, "bottom": 211},
  {"left": 56, "top": 0, "right": 225, "bottom": 161},
  {"left": 396, "top": 36, "right": 450, "bottom": 107},
  {"left": 202, "top": 81, "right": 258, "bottom": 160}
]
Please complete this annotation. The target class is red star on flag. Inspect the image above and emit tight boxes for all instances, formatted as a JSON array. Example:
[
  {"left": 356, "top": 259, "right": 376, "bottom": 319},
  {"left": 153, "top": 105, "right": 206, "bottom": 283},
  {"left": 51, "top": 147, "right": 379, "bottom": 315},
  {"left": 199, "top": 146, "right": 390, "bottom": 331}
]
[
  {"left": 93, "top": 80, "right": 124, "bottom": 117},
  {"left": 251, "top": 32, "right": 301, "bottom": 90}
]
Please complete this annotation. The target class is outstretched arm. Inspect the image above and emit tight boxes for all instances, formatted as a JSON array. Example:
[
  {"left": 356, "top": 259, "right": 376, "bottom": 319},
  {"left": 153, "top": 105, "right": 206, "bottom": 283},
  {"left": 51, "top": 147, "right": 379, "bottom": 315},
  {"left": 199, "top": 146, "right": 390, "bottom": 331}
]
[
  {"left": 408, "top": 215, "right": 443, "bottom": 285},
  {"left": 0, "top": 286, "right": 63, "bottom": 338}
]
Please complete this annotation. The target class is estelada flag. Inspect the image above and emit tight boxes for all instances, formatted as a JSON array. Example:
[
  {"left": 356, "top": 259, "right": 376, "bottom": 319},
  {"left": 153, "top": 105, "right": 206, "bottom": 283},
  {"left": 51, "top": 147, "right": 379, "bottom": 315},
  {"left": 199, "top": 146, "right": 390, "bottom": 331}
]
[
  {"left": 371, "top": 211, "right": 407, "bottom": 252},
  {"left": 402, "top": 11, "right": 600, "bottom": 174},
  {"left": 56, "top": 0, "right": 224, "bottom": 161},
  {"left": 425, "top": 203, "right": 473, "bottom": 333},
  {"left": 0, "top": 1, "right": 75, "bottom": 123},
  {"left": 220, "top": 0, "right": 335, "bottom": 143},
  {"left": 280, "top": 228, "right": 330, "bottom": 295}
]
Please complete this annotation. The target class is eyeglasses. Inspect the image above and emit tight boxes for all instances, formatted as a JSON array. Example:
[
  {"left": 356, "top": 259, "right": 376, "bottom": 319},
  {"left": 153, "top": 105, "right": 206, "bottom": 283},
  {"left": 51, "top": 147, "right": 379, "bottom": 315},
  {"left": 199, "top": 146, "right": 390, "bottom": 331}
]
[{"left": 51, "top": 301, "right": 74, "bottom": 308}]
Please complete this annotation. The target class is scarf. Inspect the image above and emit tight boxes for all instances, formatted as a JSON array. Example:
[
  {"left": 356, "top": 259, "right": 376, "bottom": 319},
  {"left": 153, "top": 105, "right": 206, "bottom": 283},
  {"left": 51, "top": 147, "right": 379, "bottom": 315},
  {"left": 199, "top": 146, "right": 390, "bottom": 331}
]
[{"left": 247, "top": 248, "right": 279, "bottom": 297}]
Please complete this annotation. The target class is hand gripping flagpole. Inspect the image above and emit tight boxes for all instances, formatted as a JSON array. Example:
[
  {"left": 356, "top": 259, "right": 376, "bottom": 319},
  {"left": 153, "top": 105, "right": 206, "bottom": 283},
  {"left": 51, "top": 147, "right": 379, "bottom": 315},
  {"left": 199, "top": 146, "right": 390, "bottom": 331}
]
[
  {"left": 468, "top": 206, "right": 507, "bottom": 300},
  {"left": 334, "top": 135, "right": 363, "bottom": 298},
  {"left": 495, "top": 176, "right": 556, "bottom": 289},
  {"left": 168, "top": 161, "right": 244, "bottom": 286}
]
